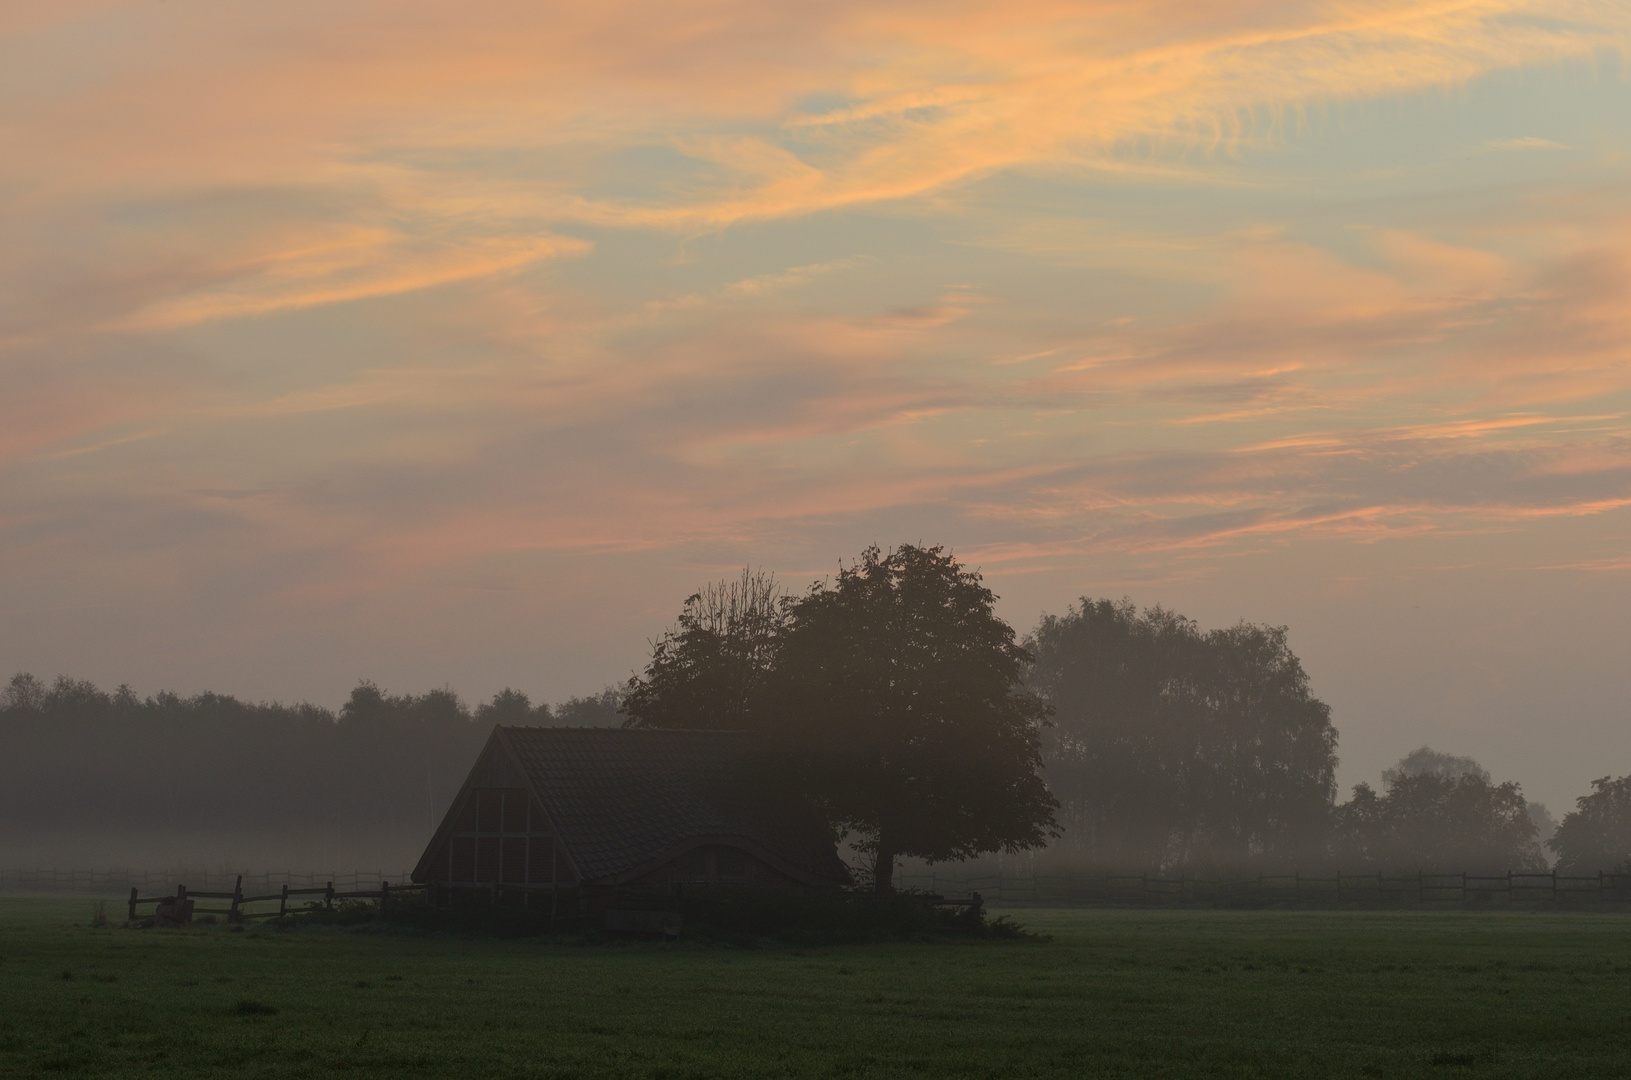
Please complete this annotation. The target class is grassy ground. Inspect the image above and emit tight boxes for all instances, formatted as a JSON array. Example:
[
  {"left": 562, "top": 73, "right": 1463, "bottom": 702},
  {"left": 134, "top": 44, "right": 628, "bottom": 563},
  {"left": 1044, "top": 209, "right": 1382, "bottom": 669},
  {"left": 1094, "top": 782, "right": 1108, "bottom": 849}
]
[{"left": 4, "top": 894, "right": 1631, "bottom": 1078}]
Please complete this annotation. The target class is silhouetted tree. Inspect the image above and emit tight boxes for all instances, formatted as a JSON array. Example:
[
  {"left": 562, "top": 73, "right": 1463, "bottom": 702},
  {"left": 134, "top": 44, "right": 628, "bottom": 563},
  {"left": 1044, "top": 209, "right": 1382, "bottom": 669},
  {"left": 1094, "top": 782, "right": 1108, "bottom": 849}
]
[
  {"left": 475, "top": 688, "right": 545, "bottom": 725},
  {"left": 766, "top": 545, "right": 1057, "bottom": 891},
  {"left": 0, "top": 674, "right": 506, "bottom": 867},
  {"left": 623, "top": 568, "right": 784, "bottom": 730},
  {"left": 1332, "top": 772, "right": 1544, "bottom": 872},
  {"left": 552, "top": 687, "right": 624, "bottom": 727},
  {"left": 1381, "top": 747, "right": 1554, "bottom": 856},
  {"left": 1383, "top": 747, "right": 1490, "bottom": 788},
  {"left": 3, "top": 672, "right": 47, "bottom": 711},
  {"left": 1027, "top": 599, "right": 1336, "bottom": 869},
  {"left": 1549, "top": 775, "right": 1631, "bottom": 873}
]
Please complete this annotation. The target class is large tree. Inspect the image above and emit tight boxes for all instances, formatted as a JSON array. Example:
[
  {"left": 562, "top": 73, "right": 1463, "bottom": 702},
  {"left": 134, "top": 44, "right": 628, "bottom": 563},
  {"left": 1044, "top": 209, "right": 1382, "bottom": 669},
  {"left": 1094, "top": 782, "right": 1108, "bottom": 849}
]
[
  {"left": 625, "top": 548, "right": 1058, "bottom": 890},
  {"left": 1378, "top": 747, "right": 1556, "bottom": 851},
  {"left": 1027, "top": 598, "right": 1337, "bottom": 869},
  {"left": 1549, "top": 775, "right": 1631, "bottom": 874},
  {"left": 1332, "top": 772, "right": 1544, "bottom": 872},
  {"left": 622, "top": 569, "right": 784, "bottom": 731},
  {"left": 1382, "top": 747, "right": 1490, "bottom": 788},
  {"left": 765, "top": 545, "right": 1057, "bottom": 891}
]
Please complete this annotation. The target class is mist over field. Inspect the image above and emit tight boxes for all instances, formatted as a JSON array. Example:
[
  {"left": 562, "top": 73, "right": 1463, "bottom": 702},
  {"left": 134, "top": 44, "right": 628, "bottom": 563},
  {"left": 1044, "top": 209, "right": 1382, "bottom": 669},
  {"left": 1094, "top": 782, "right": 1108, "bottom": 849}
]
[
  {"left": 0, "top": 678, "right": 620, "bottom": 872},
  {"left": 2, "top": 587, "right": 1605, "bottom": 880}
]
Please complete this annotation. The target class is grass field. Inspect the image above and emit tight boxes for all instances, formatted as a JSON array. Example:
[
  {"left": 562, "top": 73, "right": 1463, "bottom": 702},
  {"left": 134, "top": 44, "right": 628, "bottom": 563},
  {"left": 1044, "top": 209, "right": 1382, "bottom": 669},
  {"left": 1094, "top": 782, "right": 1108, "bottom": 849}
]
[{"left": 4, "top": 895, "right": 1631, "bottom": 1078}]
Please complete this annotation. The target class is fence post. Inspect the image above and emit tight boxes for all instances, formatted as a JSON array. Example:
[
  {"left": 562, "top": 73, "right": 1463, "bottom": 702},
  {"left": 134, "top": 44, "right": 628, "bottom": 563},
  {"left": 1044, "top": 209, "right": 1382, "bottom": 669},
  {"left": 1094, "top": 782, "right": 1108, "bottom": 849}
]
[
  {"left": 381, "top": 880, "right": 390, "bottom": 917},
  {"left": 279, "top": 884, "right": 289, "bottom": 918},
  {"left": 128, "top": 886, "right": 138, "bottom": 922},
  {"left": 229, "top": 875, "right": 243, "bottom": 924},
  {"left": 325, "top": 881, "right": 334, "bottom": 910}
]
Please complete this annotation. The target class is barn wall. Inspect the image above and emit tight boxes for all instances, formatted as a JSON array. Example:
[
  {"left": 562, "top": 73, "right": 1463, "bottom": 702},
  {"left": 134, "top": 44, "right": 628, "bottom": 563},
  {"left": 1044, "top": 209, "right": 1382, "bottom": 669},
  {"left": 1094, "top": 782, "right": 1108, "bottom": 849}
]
[
  {"left": 421, "top": 786, "right": 573, "bottom": 887},
  {"left": 468, "top": 743, "right": 530, "bottom": 789}
]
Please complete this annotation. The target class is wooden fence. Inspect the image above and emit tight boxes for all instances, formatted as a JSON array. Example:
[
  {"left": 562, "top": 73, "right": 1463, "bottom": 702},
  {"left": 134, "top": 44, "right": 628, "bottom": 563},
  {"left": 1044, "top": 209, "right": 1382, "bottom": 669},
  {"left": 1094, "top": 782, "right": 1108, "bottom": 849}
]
[
  {"left": 126, "top": 874, "right": 427, "bottom": 924},
  {"left": 894, "top": 869, "right": 1631, "bottom": 907},
  {"left": 12, "top": 867, "right": 1631, "bottom": 909},
  {"left": 0, "top": 868, "right": 414, "bottom": 894}
]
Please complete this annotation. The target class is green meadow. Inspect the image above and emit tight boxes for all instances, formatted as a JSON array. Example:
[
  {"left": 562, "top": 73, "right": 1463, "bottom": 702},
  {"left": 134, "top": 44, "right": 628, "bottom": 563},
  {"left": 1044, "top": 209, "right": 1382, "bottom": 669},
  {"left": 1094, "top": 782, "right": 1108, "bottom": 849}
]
[{"left": 4, "top": 895, "right": 1631, "bottom": 1079}]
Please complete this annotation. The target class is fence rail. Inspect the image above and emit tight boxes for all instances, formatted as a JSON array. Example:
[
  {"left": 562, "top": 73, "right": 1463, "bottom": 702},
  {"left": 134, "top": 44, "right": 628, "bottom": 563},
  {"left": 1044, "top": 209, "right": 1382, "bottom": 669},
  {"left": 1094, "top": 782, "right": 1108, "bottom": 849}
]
[
  {"left": 893, "top": 869, "right": 1631, "bottom": 907},
  {"left": 125, "top": 875, "right": 428, "bottom": 924},
  {"left": 9, "top": 867, "right": 1631, "bottom": 909},
  {"left": 0, "top": 868, "right": 415, "bottom": 895}
]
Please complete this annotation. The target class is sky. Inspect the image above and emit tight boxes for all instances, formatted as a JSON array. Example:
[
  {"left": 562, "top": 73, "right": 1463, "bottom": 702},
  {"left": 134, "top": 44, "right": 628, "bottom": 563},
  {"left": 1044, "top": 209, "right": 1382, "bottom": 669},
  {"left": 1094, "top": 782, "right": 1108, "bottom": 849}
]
[{"left": 2, "top": 0, "right": 1629, "bottom": 814}]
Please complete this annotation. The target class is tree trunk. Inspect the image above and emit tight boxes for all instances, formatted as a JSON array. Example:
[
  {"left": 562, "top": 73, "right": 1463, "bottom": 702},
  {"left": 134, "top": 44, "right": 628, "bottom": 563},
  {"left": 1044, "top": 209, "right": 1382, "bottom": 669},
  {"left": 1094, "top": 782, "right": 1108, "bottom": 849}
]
[{"left": 873, "top": 841, "right": 895, "bottom": 894}]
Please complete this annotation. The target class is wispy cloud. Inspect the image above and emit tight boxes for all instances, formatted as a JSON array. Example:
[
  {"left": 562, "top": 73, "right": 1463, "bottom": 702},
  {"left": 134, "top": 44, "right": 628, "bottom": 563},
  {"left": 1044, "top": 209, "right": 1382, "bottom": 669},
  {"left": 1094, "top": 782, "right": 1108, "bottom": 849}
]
[
  {"left": 120, "top": 234, "right": 589, "bottom": 331},
  {"left": 1487, "top": 136, "right": 1573, "bottom": 150}
]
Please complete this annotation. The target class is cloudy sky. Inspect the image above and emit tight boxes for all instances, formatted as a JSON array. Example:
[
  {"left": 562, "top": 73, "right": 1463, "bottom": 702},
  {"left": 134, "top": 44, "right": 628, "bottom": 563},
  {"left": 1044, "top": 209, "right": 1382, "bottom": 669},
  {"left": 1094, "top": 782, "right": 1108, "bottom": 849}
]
[{"left": 3, "top": 0, "right": 1629, "bottom": 810}]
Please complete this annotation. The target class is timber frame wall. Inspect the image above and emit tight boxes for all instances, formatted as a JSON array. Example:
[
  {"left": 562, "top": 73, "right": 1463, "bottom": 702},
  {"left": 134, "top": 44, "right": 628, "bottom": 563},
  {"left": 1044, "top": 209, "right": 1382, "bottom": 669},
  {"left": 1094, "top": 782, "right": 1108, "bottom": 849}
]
[{"left": 420, "top": 787, "right": 564, "bottom": 890}]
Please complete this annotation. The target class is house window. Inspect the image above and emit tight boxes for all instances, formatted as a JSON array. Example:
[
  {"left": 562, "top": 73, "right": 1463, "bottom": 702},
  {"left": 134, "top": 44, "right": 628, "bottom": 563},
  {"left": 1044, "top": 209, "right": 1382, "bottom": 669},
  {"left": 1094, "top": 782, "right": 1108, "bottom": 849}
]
[
  {"left": 503, "top": 792, "right": 528, "bottom": 833},
  {"left": 452, "top": 836, "right": 476, "bottom": 882},
  {"left": 502, "top": 838, "right": 527, "bottom": 883},
  {"left": 476, "top": 836, "right": 501, "bottom": 882},
  {"left": 477, "top": 790, "right": 503, "bottom": 832},
  {"left": 527, "top": 836, "right": 555, "bottom": 882}
]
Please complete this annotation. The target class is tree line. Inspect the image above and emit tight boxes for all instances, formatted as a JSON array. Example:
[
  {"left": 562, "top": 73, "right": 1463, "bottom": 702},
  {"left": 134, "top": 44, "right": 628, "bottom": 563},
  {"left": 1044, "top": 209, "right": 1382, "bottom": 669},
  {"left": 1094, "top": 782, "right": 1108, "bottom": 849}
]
[
  {"left": 0, "top": 675, "right": 620, "bottom": 869},
  {"left": 3, "top": 542, "right": 1628, "bottom": 880},
  {"left": 1026, "top": 600, "right": 1567, "bottom": 874},
  {"left": 617, "top": 550, "right": 1624, "bottom": 881}
]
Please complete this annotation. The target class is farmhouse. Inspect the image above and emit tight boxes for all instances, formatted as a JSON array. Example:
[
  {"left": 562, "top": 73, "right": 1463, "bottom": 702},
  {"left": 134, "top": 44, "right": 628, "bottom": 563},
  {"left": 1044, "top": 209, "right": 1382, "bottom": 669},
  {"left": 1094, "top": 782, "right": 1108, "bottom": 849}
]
[{"left": 411, "top": 726, "right": 850, "bottom": 897}]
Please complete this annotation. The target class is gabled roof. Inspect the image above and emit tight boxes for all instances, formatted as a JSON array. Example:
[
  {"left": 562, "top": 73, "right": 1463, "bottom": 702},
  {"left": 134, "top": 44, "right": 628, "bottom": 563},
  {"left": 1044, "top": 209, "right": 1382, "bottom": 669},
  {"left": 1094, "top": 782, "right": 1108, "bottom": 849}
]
[{"left": 419, "top": 726, "right": 851, "bottom": 888}]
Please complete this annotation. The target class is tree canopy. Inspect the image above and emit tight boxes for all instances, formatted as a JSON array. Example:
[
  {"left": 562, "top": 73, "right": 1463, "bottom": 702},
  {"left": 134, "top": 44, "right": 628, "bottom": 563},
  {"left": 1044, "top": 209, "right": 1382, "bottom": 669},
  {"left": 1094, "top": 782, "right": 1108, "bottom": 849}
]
[
  {"left": 621, "top": 569, "right": 783, "bottom": 731},
  {"left": 767, "top": 545, "right": 1057, "bottom": 890},
  {"left": 1549, "top": 775, "right": 1631, "bottom": 873},
  {"left": 0, "top": 673, "right": 619, "bottom": 869},
  {"left": 625, "top": 546, "right": 1059, "bottom": 890},
  {"left": 1382, "top": 747, "right": 1491, "bottom": 789},
  {"left": 1332, "top": 772, "right": 1545, "bottom": 873},
  {"left": 1027, "top": 598, "right": 1337, "bottom": 870}
]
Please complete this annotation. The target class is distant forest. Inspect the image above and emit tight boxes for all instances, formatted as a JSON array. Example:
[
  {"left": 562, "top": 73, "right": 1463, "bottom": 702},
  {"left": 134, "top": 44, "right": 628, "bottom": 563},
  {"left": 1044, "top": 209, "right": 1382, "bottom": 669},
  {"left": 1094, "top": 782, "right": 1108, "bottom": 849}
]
[
  {"left": 3, "top": 586, "right": 1628, "bottom": 876},
  {"left": 0, "top": 677, "right": 620, "bottom": 870}
]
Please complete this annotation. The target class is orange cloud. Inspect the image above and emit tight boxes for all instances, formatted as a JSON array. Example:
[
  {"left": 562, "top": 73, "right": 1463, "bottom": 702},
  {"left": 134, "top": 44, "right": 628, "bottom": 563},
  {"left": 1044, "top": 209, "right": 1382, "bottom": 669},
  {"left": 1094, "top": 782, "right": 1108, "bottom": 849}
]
[{"left": 3, "top": 0, "right": 1631, "bottom": 712}]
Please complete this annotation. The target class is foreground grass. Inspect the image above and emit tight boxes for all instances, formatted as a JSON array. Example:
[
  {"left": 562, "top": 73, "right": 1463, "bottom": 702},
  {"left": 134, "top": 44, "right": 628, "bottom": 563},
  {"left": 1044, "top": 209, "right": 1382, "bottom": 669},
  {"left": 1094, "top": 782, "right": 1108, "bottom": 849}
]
[{"left": 4, "top": 896, "right": 1631, "bottom": 1078}]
